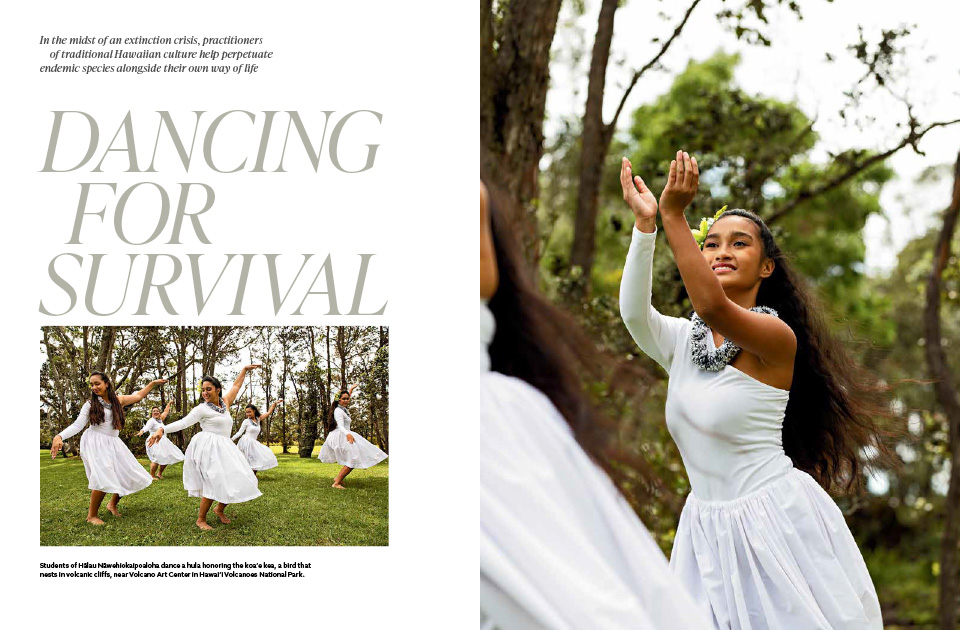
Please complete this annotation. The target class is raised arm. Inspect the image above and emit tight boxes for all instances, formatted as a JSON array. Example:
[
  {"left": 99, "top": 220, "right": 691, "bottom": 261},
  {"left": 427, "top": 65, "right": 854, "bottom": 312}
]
[
  {"left": 159, "top": 401, "right": 173, "bottom": 421},
  {"left": 51, "top": 402, "right": 91, "bottom": 458},
  {"left": 148, "top": 405, "right": 203, "bottom": 446},
  {"left": 618, "top": 158, "right": 691, "bottom": 373},
  {"left": 657, "top": 151, "right": 796, "bottom": 366},
  {"left": 231, "top": 418, "right": 249, "bottom": 441},
  {"left": 222, "top": 365, "right": 261, "bottom": 407},
  {"left": 259, "top": 399, "right": 282, "bottom": 422},
  {"left": 117, "top": 379, "right": 167, "bottom": 407}
]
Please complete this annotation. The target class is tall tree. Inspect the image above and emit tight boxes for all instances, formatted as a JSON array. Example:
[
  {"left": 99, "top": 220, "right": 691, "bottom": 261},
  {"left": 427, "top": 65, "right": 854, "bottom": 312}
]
[
  {"left": 925, "top": 149, "right": 960, "bottom": 630},
  {"left": 481, "top": 0, "right": 563, "bottom": 263}
]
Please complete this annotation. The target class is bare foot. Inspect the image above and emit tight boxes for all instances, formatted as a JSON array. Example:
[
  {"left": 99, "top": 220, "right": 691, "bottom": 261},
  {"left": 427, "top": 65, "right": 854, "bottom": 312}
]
[
  {"left": 86, "top": 516, "right": 105, "bottom": 525},
  {"left": 196, "top": 520, "right": 214, "bottom": 531},
  {"left": 106, "top": 503, "right": 122, "bottom": 517},
  {"left": 152, "top": 475, "right": 161, "bottom": 480},
  {"left": 332, "top": 483, "right": 346, "bottom": 489},
  {"left": 212, "top": 507, "right": 232, "bottom": 524},
  {"left": 157, "top": 474, "right": 164, "bottom": 479}
]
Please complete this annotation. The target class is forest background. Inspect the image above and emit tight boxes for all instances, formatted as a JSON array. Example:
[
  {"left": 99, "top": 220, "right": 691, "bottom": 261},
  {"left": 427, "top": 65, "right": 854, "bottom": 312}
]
[{"left": 482, "top": 1, "right": 959, "bottom": 627}]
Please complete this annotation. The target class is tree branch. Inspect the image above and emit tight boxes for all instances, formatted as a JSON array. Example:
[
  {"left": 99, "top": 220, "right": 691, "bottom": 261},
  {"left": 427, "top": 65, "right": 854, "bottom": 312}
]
[
  {"left": 766, "top": 118, "right": 960, "bottom": 225},
  {"left": 606, "top": 0, "right": 704, "bottom": 136}
]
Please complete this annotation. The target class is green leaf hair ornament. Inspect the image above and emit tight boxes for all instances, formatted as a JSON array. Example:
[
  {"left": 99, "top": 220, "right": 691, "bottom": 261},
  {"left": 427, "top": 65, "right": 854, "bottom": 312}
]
[{"left": 692, "top": 205, "right": 728, "bottom": 248}]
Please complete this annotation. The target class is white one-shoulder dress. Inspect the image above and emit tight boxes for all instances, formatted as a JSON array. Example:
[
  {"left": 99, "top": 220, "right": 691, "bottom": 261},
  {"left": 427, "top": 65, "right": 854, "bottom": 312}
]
[
  {"left": 232, "top": 418, "right": 279, "bottom": 471},
  {"left": 480, "top": 301, "right": 712, "bottom": 630},
  {"left": 318, "top": 407, "right": 387, "bottom": 469},
  {"left": 57, "top": 399, "right": 153, "bottom": 496},
  {"left": 160, "top": 403, "right": 261, "bottom": 504},
  {"left": 620, "top": 226, "right": 882, "bottom": 629},
  {"left": 141, "top": 418, "right": 185, "bottom": 465}
]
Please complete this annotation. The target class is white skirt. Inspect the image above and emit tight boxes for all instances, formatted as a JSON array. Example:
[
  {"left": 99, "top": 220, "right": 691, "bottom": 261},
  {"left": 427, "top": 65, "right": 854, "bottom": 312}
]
[
  {"left": 146, "top": 435, "right": 185, "bottom": 465},
  {"left": 237, "top": 436, "right": 279, "bottom": 471},
  {"left": 670, "top": 468, "right": 882, "bottom": 629},
  {"left": 181, "top": 431, "right": 261, "bottom": 504},
  {"left": 317, "top": 428, "right": 387, "bottom": 469},
  {"left": 79, "top": 430, "right": 153, "bottom": 496}
]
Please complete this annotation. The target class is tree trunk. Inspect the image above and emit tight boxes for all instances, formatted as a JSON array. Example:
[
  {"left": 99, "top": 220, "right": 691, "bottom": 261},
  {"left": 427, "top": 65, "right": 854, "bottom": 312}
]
[
  {"left": 481, "top": 0, "right": 562, "bottom": 265},
  {"left": 94, "top": 326, "right": 117, "bottom": 373},
  {"left": 570, "top": 0, "right": 619, "bottom": 284},
  {"left": 925, "top": 148, "right": 960, "bottom": 630}
]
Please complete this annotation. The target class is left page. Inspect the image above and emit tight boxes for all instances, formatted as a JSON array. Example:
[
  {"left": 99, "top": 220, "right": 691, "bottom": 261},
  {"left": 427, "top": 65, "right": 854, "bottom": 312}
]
[{"left": 6, "top": 2, "right": 477, "bottom": 627}]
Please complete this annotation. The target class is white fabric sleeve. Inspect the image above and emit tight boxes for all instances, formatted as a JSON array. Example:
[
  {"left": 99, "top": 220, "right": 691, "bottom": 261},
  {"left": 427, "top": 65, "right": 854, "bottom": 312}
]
[
  {"left": 161, "top": 405, "right": 205, "bottom": 434},
  {"left": 619, "top": 226, "right": 689, "bottom": 373},
  {"left": 58, "top": 402, "right": 91, "bottom": 440},
  {"left": 232, "top": 419, "right": 248, "bottom": 441}
]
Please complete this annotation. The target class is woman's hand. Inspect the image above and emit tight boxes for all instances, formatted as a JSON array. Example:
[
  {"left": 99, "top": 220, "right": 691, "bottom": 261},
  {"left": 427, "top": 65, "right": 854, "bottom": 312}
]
[
  {"left": 346, "top": 434, "right": 355, "bottom": 445},
  {"left": 243, "top": 364, "right": 262, "bottom": 372},
  {"left": 620, "top": 157, "right": 658, "bottom": 226},
  {"left": 51, "top": 435, "right": 63, "bottom": 459},
  {"left": 150, "top": 379, "right": 167, "bottom": 387},
  {"left": 147, "top": 429, "right": 164, "bottom": 447},
  {"left": 658, "top": 150, "right": 699, "bottom": 217}
]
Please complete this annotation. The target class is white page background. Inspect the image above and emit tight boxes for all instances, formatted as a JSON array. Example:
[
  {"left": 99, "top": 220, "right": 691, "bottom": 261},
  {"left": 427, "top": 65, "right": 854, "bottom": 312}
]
[{"left": 3, "top": 1, "right": 477, "bottom": 627}]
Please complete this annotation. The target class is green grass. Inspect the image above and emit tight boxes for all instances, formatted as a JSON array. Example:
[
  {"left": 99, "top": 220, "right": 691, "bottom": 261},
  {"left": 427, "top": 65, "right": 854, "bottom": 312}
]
[{"left": 40, "top": 448, "right": 388, "bottom": 546}]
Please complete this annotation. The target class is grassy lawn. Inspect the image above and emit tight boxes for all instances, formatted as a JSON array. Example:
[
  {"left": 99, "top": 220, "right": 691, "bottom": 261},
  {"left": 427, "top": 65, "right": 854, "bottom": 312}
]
[{"left": 40, "top": 448, "right": 388, "bottom": 546}]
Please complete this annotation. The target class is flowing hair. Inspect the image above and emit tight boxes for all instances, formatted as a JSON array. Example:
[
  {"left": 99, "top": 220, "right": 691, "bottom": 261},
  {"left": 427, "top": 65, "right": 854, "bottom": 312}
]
[
  {"left": 484, "top": 183, "right": 659, "bottom": 504},
  {"left": 328, "top": 390, "right": 348, "bottom": 432},
  {"left": 87, "top": 371, "right": 125, "bottom": 430},
  {"left": 246, "top": 403, "right": 261, "bottom": 419},
  {"left": 713, "top": 209, "right": 901, "bottom": 493}
]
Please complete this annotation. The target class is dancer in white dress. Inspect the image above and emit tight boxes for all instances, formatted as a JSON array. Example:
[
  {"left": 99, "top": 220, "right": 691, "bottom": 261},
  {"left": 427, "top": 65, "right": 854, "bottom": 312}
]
[
  {"left": 479, "top": 181, "right": 712, "bottom": 629},
  {"left": 618, "top": 152, "right": 892, "bottom": 628},
  {"left": 148, "top": 366, "right": 262, "bottom": 530},
  {"left": 135, "top": 402, "right": 184, "bottom": 479},
  {"left": 232, "top": 400, "right": 281, "bottom": 474},
  {"left": 50, "top": 372, "right": 166, "bottom": 525},
  {"left": 318, "top": 385, "right": 387, "bottom": 489}
]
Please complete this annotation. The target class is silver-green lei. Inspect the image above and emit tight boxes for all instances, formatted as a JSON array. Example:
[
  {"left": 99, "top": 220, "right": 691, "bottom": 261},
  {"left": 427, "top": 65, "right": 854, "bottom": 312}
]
[{"left": 690, "top": 306, "right": 779, "bottom": 371}]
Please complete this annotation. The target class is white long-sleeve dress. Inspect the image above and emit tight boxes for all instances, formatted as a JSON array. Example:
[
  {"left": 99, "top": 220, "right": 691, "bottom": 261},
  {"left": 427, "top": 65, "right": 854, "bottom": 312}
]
[
  {"left": 317, "top": 407, "right": 387, "bottom": 469},
  {"left": 57, "top": 399, "right": 152, "bottom": 496},
  {"left": 160, "top": 402, "right": 261, "bottom": 504},
  {"left": 232, "top": 418, "right": 279, "bottom": 471},
  {"left": 141, "top": 418, "right": 185, "bottom": 465},
  {"left": 479, "top": 300, "right": 713, "bottom": 630},
  {"left": 620, "top": 226, "right": 882, "bottom": 629}
]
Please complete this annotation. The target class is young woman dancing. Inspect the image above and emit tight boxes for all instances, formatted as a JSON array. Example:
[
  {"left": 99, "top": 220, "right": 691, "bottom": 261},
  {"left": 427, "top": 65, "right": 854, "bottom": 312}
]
[
  {"left": 148, "top": 366, "right": 262, "bottom": 530},
  {"left": 618, "top": 152, "right": 892, "bottom": 628},
  {"left": 50, "top": 373, "right": 166, "bottom": 525},
  {"left": 135, "top": 402, "right": 184, "bottom": 479},
  {"left": 318, "top": 385, "right": 387, "bottom": 489},
  {"left": 479, "top": 181, "right": 711, "bottom": 629},
  {"left": 232, "top": 400, "right": 282, "bottom": 474}
]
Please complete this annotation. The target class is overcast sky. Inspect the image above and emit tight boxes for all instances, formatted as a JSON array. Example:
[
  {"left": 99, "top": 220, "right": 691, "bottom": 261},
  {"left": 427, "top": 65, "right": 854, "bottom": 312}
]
[{"left": 545, "top": 0, "right": 960, "bottom": 275}]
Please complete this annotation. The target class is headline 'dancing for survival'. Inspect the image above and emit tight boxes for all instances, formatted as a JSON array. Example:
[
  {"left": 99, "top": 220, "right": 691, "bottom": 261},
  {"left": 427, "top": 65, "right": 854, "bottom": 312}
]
[{"left": 38, "top": 110, "right": 388, "bottom": 317}]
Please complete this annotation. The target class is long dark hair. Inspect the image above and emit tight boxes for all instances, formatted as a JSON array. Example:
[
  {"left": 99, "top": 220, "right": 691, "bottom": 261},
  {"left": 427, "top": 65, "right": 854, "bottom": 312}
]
[
  {"left": 88, "top": 371, "right": 125, "bottom": 430},
  {"left": 246, "top": 403, "right": 261, "bottom": 420},
  {"left": 328, "top": 390, "right": 348, "bottom": 432},
  {"left": 713, "top": 208, "right": 900, "bottom": 493},
  {"left": 484, "top": 183, "right": 659, "bottom": 504}
]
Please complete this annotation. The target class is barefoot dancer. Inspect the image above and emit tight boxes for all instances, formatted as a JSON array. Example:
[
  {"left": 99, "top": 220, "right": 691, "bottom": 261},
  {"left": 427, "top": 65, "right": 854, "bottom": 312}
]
[
  {"left": 618, "top": 152, "right": 887, "bottom": 627},
  {"left": 232, "top": 400, "right": 282, "bottom": 475},
  {"left": 148, "top": 366, "right": 262, "bottom": 530},
  {"left": 318, "top": 385, "right": 387, "bottom": 489},
  {"left": 50, "top": 373, "right": 165, "bottom": 525},
  {"left": 136, "top": 402, "right": 184, "bottom": 479}
]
